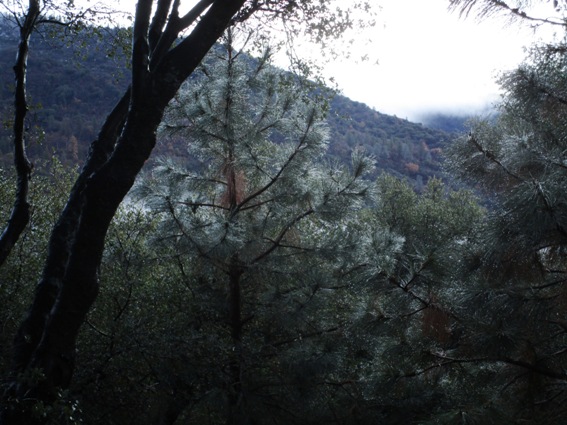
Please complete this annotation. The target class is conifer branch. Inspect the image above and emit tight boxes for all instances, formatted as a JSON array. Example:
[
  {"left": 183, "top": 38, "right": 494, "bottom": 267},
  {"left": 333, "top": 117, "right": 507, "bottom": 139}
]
[{"left": 468, "top": 132, "right": 523, "bottom": 181}]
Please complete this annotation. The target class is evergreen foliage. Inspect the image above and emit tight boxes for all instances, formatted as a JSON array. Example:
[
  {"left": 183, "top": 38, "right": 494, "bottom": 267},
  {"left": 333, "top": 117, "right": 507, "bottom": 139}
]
[
  {"left": 6, "top": 2, "right": 567, "bottom": 423},
  {"left": 444, "top": 39, "right": 567, "bottom": 424},
  {"left": 0, "top": 159, "right": 488, "bottom": 424},
  {"left": 0, "top": 1, "right": 379, "bottom": 423},
  {"left": 130, "top": 32, "right": 376, "bottom": 423}
]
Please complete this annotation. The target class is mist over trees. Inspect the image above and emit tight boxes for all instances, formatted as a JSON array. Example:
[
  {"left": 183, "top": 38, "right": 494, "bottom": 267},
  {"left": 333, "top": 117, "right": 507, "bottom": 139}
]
[{"left": 0, "top": 0, "right": 567, "bottom": 424}]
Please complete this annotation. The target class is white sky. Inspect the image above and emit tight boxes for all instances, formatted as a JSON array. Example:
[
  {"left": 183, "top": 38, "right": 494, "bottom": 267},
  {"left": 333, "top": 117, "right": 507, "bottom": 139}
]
[
  {"left": 324, "top": 0, "right": 560, "bottom": 121},
  {"left": 108, "top": 0, "right": 560, "bottom": 121}
]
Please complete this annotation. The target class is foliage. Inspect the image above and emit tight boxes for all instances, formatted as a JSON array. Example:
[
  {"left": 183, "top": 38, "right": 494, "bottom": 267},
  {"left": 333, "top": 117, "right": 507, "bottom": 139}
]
[
  {"left": 129, "top": 34, "right": 376, "bottom": 423},
  {"left": 8, "top": 1, "right": 565, "bottom": 424},
  {"left": 0, "top": 156, "right": 493, "bottom": 424},
  {"left": 343, "top": 175, "right": 486, "bottom": 423},
  {"left": 0, "top": 1, "right": 383, "bottom": 423},
  {"left": 0, "top": 16, "right": 451, "bottom": 185},
  {"left": 0, "top": 0, "right": 386, "bottom": 424},
  {"left": 0, "top": 15, "right": 130, "bottom": 166},
  {"left": 418, "top": 112, "right": 476, "bottom": 134},
  {"left": 447, "top": 40, "right": 567, "bottom": 272},
  {"left": 449, "top": 0, "right": 567, "bottom": 26},
  {"left": 327, "top": 96, "right": 450, "bottom": 186},
  {"left": 443, "top": 38, "right": 567, "bottom": 424},
  {"left": 0, "top": 159, "right": 76, "bottom": 389}
]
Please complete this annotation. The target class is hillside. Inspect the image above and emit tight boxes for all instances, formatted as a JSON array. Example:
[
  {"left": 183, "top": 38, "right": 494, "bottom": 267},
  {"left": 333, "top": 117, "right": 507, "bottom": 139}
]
[
  {"left": 0, "top": 22, "right": 455, "bottom": 187},
  {"left": 327, "top": 97, "right": 451, "bottom": 185}
]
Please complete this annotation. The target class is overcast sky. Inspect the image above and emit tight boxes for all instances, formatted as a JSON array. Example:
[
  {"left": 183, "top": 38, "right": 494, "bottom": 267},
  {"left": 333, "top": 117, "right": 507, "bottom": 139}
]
[
  {"left": 109, "top": 0, "right": 559, "bottom": 122},
  {"left": 324, "top": 0, "right": 559, "bottom": 121}
]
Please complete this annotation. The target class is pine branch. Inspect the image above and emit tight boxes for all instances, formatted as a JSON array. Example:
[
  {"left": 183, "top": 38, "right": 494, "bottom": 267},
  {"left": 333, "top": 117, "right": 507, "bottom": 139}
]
[
  {"left": 176, "top": 200, "right": 228, "bottom": 211},
  {"left": 251, "top": 207, "right": 314, "bottom": 264},
  {"left": 449, "top": 0, "right": 566, "bottom": 26},
  {"left": 532, "top": 179, "right": 567, "bottom": 239},
  {"left": 270, "top": 325, "right": 341, "bottom": 348},
  {"left": 426, "top": 351, "right": 567, "bottom": 381},
  {"left": 164, "top": 196, "right": 224, "bottom": 270},
  {"left": 236, "top": 111, "right": 318, "bottom": 213},
  {"left": 502, "top": 357, "right": 567, "bottom": 380},
  {"left": 468, "top": 132, "right": 523, "bottom": 182}
]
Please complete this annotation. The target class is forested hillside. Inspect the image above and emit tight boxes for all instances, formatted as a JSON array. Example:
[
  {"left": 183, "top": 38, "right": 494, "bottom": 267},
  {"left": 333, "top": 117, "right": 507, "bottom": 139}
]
[
  {"left": 0, "top": 22, "right": 131, "bottom": 165},
  {"left": 2, "top": 2, "right": 567, "bottom": 424},
  {"left": 418, "top": 112, "right": 472, "bottom": 133},
  {"left": 0, "top": 20, "right": 452, "bottom": 187},
  {"left": 327, "top": 97, "right": 449, "bottom": 186}
]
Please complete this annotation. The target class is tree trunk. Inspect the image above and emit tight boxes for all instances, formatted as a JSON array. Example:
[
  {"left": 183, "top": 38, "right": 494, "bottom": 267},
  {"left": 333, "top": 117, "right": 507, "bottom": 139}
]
[
  {"left": 10, "top": 89, "right": 131, "bottom": 377},
  {"left": 1, "top": 1, "right": 247, "bottom": 424},
  {"left": 0, "top": 0, "right": 39, "bottom": 268},
  {"left": 226, "top": 258, "right": 247, "bottom": 425}
]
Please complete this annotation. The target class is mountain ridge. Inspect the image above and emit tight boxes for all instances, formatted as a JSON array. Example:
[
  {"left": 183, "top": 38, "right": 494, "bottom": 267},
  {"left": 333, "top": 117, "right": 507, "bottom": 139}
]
[{"left": 0, "top": 21, "right": 458, "bottom": 187}]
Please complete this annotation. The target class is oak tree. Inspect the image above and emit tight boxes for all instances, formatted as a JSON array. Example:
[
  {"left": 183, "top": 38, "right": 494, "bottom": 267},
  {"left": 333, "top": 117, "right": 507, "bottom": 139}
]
[{"left": 0, "top": 1, "right": 374, "bottom": 424}]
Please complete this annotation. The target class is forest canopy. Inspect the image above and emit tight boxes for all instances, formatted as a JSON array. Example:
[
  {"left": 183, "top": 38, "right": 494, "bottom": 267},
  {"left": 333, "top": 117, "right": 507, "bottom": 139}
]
[{"left": 1, "top": 1, "right": 567, "bottom": 424}]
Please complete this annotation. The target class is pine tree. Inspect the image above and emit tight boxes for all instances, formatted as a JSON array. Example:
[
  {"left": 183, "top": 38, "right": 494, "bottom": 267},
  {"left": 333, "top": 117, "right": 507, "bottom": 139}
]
[
  {"left": 443, "top": 40, "right": 567, "bottom": 424},
  {"left": 133, "top": 31, "right": 374, "bottom": 424}
]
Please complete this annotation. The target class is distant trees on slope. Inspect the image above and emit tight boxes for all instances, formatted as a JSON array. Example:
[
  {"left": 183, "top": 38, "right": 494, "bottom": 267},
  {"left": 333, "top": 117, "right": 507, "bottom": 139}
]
[
  {"left": 0, "top": 15, "right": 452, "bottom": 186},
  {"left": 2, "top": 13, "right": 567, "bottom": 422},
  {"left": 3, "top": 1, "right": 567, "bottom": 424}
]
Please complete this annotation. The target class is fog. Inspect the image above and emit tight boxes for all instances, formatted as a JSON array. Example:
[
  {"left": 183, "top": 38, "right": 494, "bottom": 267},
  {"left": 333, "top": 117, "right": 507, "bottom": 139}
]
[{"left": 325, "top": 0, "right": 559, "bottom": 121}]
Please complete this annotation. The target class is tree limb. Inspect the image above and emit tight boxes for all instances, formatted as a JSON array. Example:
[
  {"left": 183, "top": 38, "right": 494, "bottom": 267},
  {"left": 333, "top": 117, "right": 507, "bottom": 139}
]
[{"left": 0, "top": 0, "right": 39, "bottom": 268}]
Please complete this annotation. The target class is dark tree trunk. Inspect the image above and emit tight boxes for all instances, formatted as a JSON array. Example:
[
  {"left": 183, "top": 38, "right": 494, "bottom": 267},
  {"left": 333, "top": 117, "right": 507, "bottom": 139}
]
[
  {"left": 0, "top": 0, "right": 39, "bottom": 268},
  {"left": 10, "top": 89, "right": 131, "bottom": 377},
  {"left": 226, "top": 259, "right": 247, "bottom": 425},
  {"left": 1, "top": 1, "right": 247, "bottom": 424}
]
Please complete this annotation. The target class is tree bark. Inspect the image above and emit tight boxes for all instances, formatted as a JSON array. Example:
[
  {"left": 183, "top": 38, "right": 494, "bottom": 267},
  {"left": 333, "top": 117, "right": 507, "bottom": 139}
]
[
  {"left": 10, "top": 89, "right": 131, "bottom": 377},
  {"left": 1, "top": 1, "right": 247, "bottom": 423},
  {"left": 0, "top": 0, "right": 39, "bottom": 268},
  {"left": 226, "top": 259, "right": 247, "bottom": 425}
]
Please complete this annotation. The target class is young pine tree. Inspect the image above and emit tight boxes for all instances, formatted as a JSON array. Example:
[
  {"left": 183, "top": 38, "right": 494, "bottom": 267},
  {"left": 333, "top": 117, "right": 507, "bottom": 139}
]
[{"left": 133, "top": 31, "right": 374, "bottom": 425}]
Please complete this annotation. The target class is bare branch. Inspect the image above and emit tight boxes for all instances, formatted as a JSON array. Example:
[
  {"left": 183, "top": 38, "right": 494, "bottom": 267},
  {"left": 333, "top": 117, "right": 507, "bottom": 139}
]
[
  {"left": 131, "top": 0, "right": 153, "bottom": 103},
  {"left": 149, "top": 0, "right": 173, "bottom": 51}
]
